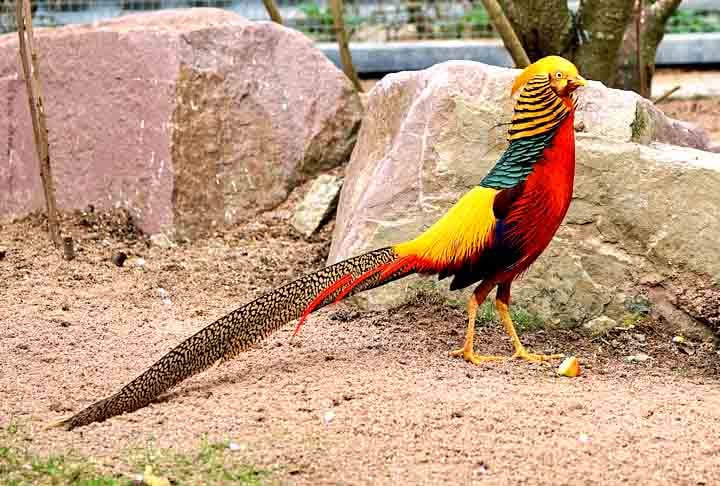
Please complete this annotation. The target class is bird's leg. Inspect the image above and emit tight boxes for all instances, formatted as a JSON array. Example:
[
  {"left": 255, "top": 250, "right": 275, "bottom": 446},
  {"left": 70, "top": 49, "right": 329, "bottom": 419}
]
[
  {"left": 496, "top": 283, "right": 563, "bottom": 362},
  {"left": 450, "top": 281, "right": 505, "bottom": 365}
]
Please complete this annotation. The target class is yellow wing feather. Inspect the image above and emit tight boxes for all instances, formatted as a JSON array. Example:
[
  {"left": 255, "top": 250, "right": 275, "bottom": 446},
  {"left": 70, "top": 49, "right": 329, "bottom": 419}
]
[{"left": 394, "top": 187, "right": 498, "bottom": 269}]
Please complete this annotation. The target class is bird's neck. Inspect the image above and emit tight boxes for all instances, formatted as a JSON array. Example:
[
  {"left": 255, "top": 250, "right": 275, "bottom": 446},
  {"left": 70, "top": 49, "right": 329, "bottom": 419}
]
[{"left": 508, "top": 75, "right": 574, "bottom": 141}]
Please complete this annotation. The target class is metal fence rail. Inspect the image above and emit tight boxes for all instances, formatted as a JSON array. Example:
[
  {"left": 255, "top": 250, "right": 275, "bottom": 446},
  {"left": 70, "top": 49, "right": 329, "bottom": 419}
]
[{"left": 2, "top": 0, "right": 720, "bottom": 41}]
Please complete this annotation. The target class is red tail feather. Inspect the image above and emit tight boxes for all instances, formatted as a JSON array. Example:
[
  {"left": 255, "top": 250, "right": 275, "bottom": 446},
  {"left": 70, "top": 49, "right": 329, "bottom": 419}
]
[
  {"left": 293, "top": 273, "right": 353, "bottom": 337},
  {"left": 292, "top": 256, "right": 417, "bottom": 338},
  {"left": 332, "top": 264, "right": 389, "bottom": 304},
  {"left": 378, "top": 255, "right": 417, "bottom": 281}
]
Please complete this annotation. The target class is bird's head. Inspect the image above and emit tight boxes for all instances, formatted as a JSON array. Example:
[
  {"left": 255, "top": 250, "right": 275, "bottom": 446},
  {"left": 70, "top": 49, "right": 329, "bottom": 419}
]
[{"left": 511, "top": 56, "right": 586, "bottom": 99}]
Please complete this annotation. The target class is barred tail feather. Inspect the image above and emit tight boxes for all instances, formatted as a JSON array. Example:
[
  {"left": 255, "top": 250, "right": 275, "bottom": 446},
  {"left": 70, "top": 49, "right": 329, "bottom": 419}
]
[{"left": 53, "top": 247, "right": 416, "bottom": 430}]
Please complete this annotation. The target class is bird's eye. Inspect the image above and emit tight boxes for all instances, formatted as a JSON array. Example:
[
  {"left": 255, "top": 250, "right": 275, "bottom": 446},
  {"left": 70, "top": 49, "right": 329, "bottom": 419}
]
[{"left": 555, "top": 72, "right": 563, "bottom": 79}]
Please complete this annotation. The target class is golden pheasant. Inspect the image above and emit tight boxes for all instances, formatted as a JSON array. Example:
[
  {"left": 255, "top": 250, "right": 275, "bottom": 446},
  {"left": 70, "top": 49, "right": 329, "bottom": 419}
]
[{"left": 55, "top": 56, "right": 586, "bottom": 429}]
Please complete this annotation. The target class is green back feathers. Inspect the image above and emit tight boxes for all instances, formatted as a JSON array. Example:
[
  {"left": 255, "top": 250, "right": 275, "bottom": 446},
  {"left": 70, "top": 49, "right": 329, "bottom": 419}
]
[{"left": 480, "top": 131, "right": 556, "bottom": 189}]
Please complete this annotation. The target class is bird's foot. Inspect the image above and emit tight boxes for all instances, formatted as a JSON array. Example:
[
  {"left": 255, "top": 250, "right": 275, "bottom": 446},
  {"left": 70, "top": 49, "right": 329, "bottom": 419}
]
[
  {"left": 450, "top": 347, "right": 506, "bottom": 365},
  {"left": 511, "top": 346, "right": 564, "bottom": 363}
]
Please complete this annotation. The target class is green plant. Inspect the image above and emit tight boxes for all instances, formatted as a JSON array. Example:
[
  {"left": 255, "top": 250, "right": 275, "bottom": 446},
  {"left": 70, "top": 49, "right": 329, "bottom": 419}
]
[
  {"left": 297, "top": 2, "right": 362, "bottom": 40},
  {"left": 0, "top": 445, "right": 123, "bottom": 485},
  {"left": 462, "top": 4, "right": 493, "bottom": 37},
  {"left": 666, "top": 9, "right": 720, "bottom": 34},
  {"left": 127, "top": 436, "right": 269, "bottom": 485},
  {"left": 474, "top": 301, "right": 544, "bottom": 334}
]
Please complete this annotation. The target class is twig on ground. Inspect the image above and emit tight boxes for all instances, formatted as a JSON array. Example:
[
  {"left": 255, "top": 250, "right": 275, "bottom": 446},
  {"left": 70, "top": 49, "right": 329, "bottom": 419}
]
[{"left": 652, "top": 84, "right": 681, "bottom": 104}]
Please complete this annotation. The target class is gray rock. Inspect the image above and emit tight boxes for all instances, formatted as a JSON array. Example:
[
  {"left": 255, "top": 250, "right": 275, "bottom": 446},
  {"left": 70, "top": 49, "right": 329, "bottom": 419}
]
[
  {"left": 149, "top": 233, "right": 176, "bottom": 249},
  {"left": 292, "top": 175, "right": 344, "bottom": 238},
  {"left": 328, "top": 60, "right": 720, "bottom": 337},
  {"left": 582, "top": 316, "right": 619, "bottom": 337},
  {"left": 0, "top": 9, "right": 362, "bottom": 236}
]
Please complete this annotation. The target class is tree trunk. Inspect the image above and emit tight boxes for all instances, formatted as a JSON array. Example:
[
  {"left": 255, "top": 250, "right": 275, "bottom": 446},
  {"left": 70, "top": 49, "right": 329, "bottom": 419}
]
[
  {"left": 614, "top": 0, "right": 681, "bottom": 95},
  {"left": 496, "top": 0, "right": 681, "bottom": 93},
  {"left": 498, "top": 0, "right": 574, "bottom": 62},
  {"left": 574, "top": 0, "right": 635, "bottom": 83}
]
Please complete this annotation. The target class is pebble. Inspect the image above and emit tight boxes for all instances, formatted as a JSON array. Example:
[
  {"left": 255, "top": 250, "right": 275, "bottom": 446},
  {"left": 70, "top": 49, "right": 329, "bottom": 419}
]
[
  {"left": 111, "top": 251, "right": 128, "bottom": 267},
  {"left": 322, "top": 410, "right": 335, "bottom": 426},
  {"left": 128, "top": 257, "right": 146, "bottom": 268},
  {"left": 625, "top": 353, "right": 651, "bottom": 363},
  {"left": 150, "top": 233, "right": 176, "bottom": 249}
]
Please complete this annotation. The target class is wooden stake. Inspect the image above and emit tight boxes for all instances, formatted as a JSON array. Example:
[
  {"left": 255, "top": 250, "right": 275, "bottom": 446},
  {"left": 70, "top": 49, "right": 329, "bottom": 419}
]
[
  {"left": 480, "top": 0, "right": 530, "bottom": 68},
  {"left": 16, "top": 0, "right": 61, "bottom": 248},
  {"left": 261, "top": 0, "right": 283, "bottom": 24},
  {"left": 329, "top": 0, "right": 363, "bottom": 92}
]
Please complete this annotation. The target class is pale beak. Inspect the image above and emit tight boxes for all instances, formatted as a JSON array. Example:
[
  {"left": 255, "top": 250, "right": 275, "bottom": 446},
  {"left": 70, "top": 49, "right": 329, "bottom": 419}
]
[{"left": 570, "top": 74, "right": 587, "bottom": 88}]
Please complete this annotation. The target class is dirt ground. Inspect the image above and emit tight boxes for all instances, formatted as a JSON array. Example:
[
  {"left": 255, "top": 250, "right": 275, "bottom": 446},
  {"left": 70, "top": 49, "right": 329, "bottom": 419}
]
[{"left": 2, "top": 188, "right": 720, "bottom": 484}]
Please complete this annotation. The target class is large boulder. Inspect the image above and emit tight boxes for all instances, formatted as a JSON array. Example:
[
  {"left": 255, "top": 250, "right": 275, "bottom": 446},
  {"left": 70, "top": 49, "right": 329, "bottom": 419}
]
[
  {"left": 0, "top": 9, "right": 362, "bottom": 236},
  {"left": 329, "top": 61, "right": 720, "bottom": 339}
]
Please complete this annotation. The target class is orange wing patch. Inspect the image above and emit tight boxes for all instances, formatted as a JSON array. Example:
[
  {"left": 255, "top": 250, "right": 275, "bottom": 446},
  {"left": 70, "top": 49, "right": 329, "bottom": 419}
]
[{"left": 393, "top": 187, "right": 499, "bottom": 272}]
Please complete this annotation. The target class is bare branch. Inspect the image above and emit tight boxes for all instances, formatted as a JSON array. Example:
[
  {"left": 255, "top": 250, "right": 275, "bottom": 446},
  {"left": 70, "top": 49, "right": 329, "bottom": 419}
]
[
  {"left": 652, "top": 84, "right": 681, "bottom": 104},
  {"left": 480, "top": 0, "right": 530, "bottom": 67},
  {"left": 496, "top": 0, "right": 574, "bottom": 62},
  {"left": 16, "top": 0, "right": 61, "bottom": 248},
  {"left": 261, "top": 0, "right": 283, "bottom": 25},
  {"left": 329, "top": 0, "right": 363, "bottom": 93}
]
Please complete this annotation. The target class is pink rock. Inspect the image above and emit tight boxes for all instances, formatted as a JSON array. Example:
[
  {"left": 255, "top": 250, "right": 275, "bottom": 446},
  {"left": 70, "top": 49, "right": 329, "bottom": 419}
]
[{"left": 0, "top": 9, "right": 362, "bottom": 235}]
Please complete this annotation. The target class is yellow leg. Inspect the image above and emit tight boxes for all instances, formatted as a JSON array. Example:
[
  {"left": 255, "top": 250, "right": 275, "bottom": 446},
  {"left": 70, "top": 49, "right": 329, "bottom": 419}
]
[
  {"left": 450, "top": 281, "right": 505, "bottom": 365},
  {"left": 495, "top": 283, "right": 563, "bottom": 362}
]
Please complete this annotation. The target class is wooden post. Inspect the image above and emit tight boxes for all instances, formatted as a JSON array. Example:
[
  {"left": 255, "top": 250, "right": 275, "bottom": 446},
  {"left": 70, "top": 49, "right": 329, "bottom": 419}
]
[
  {"left": 262, "top": 0, "right": 283, "bottom": 25},
  {"left": 479, "top": 0, "right": 530, "bottom": 68},
  {"left": 16, "top": 0, "right": 61, "bottom": 248},
  {"left": 329, "top": 0, "right": 363, "bottom": 92}
]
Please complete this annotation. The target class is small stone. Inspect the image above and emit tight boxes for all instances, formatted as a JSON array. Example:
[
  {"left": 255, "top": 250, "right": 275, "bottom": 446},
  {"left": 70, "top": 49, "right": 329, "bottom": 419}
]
[
  {"left": 292, "top": 175, "right": 344, "bottom": 238},
  {"left": 128, "top": 257, "right": 146, "bottom": 268},
  {"left": 157, "top": 288, "right": 172, "bottom": 305},
  {"left": 582, "top": 315, "right": 618, "bottom": 337},
  {"left": 149, "top": 233, "right": 176, "bottom": 249},
  {"left": 322, "top": 410, "right": 335, "bottom": 426},
  {"left": 625, "top": 353, "right": 651, "bottom": 363},
  {"left": 0, "top": 248, "right": 6, "bottom": 260},
  {"left": 639, "top": 272, "right": 665, "bottom": 285},
  {"left": 633, "top": 333, "right": 647, "bottom": 342},
  {"left": 112, "top": 251, "right": 128, "bottom": 267},
  {"left": 228, "top": 442, "right": 244, "bottom": 451}
]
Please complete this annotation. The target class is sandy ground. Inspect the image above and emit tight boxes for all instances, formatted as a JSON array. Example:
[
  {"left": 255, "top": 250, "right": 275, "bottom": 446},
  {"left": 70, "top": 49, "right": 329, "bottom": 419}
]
[{"left": 2, "top": 195, "right": 720, "bottom": 484}]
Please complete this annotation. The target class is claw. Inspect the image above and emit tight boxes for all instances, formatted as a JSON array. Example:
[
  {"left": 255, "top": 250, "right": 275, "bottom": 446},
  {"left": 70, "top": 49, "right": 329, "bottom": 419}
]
[
  {"left": 511, "top": 347, "right": 564, "bottom": 363},
  {"left": 450, "top": 347, "right": 506, "bottom": 365}
]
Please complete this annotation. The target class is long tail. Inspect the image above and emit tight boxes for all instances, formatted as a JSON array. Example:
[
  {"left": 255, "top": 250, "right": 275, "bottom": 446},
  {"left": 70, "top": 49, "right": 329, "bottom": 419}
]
[{"left": 53, "top": 247, "right": 418, "bottom": 430}]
